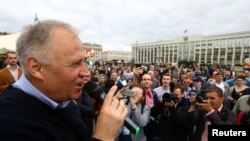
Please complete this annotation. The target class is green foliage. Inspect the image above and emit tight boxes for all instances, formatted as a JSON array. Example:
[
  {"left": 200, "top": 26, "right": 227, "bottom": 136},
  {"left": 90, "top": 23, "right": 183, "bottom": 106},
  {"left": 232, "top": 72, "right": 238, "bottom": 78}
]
[
  {"left": 234, "top": 63, "right": 243, "bottom": 67},
  {"left": 178, "top": 60, "right": 195, "bottom": 67}
]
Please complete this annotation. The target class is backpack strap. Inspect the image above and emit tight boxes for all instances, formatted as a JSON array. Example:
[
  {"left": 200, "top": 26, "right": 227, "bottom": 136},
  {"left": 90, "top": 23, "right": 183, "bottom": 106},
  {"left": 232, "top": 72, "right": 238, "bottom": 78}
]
[
  {"left": 141, "top": 99, "right": 145, "bottom": 114},
  {"left": 240, "top": 110, "right": 250, "bottom": 125},
  {"left": 237, "top": 111, "right": 244, "bottom": 125}
]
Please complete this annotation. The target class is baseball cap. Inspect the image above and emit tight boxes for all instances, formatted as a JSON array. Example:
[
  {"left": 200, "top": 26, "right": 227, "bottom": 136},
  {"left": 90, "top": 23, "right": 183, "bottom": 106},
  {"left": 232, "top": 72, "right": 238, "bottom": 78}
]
[{"left": 193, "top": 76, "right": 203, "bottom": 82}]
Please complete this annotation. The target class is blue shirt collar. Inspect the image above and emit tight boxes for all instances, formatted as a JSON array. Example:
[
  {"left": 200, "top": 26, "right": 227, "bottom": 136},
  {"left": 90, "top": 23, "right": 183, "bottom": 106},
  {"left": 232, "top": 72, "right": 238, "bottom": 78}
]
[{"left": 12, "top": 74, "right": 71, "bottom": 109}]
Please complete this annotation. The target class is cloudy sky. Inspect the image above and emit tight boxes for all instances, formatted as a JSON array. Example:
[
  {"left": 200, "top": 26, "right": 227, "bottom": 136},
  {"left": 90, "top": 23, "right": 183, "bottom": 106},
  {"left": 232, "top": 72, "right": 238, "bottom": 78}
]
[{"left": 0, "top": 0, "right": 249, "bottom": 51}]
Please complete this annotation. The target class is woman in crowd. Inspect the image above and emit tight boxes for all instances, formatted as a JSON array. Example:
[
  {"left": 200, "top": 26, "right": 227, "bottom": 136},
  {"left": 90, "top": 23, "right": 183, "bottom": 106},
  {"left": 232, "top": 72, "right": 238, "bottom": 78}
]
[{"left": 228, "top": 75, "right": 249, "bottom": 110}]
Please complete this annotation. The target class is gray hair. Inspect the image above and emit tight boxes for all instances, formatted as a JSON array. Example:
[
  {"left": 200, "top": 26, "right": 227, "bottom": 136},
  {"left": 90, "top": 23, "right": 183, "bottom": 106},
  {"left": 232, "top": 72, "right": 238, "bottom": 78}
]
[{"left": 16, "top": 20, "right": 77, "bottom": 75}]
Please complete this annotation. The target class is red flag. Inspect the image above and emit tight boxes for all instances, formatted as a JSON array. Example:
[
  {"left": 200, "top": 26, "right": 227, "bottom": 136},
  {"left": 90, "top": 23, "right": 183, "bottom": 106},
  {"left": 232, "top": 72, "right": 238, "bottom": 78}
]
[
  {"left": 86, "top": 49, "right": 91, "bottom": 56},
  {"left": 184, "top": 29, "right": 188, "bottom": 33}
]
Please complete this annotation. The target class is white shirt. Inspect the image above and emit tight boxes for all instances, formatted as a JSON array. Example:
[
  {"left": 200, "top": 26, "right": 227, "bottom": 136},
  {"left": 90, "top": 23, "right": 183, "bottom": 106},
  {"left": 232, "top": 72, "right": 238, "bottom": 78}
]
[
  {"left": 215, "top": 82, "right": 225, "bottom": 93},
  {"left": 153, "top": 86, "right": 170, "bottom": 100},
  {"left": 6, "top": 64, "right": 19, "bottom": 81}
]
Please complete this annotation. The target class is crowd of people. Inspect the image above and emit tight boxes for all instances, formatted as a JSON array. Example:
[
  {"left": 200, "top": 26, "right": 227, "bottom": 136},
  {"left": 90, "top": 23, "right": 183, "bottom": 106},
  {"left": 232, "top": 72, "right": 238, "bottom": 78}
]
[
  {"left": 88, "top": 62, "right": 249, "bottom": 141},
  {"left": 0, "top": 19, "right": 250, "bottom": 141}
]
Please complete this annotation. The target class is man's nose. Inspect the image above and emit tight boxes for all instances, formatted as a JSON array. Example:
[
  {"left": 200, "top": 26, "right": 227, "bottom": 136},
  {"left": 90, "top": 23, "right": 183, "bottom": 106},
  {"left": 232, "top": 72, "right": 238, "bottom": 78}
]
[{"left": 79, "top": 62, "right": 89, "bottom": 76}]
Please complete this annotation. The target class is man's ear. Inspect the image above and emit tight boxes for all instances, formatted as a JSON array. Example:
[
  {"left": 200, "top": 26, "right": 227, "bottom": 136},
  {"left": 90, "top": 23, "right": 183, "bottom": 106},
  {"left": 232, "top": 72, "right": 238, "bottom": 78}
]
[
  {"left": 220, "top": 96, "right": 224, "bottom": 103},
  {"left": 26, "top": 57, "right": 44, "bottom": 80}
]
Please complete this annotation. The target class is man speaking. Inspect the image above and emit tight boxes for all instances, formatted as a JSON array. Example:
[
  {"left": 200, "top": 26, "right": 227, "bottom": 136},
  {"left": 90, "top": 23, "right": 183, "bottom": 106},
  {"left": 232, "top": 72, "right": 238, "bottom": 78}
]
[{"left": 0, "top": 20, "right": 128, "bottom": 141}]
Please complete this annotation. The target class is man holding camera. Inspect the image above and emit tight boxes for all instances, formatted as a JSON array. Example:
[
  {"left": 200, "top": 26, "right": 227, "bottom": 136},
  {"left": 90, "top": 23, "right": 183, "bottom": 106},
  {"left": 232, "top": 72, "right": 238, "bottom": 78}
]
[
  {"left": 150, "top": 84, "right": 189, "bottom": 141},
  {"left": 186, "top": 86, "right": 237, "bottom": 141}
]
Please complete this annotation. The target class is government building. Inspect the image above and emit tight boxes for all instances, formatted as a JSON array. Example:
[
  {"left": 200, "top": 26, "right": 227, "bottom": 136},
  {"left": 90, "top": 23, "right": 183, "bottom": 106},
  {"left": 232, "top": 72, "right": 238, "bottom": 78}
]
[
  {"left": 102, "top": 51, "right": 131, "bottom": 63},
  {"left": 132, "top": 31, "right": 250, "bottom": 66}
]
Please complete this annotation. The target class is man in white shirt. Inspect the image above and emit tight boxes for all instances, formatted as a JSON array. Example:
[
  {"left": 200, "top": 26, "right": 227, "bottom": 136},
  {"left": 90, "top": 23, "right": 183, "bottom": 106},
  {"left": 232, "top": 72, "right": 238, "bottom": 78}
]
[
  {"left": 210, "top": 72, "right": 230, "bottom": 108},
  {"left": 0, "top": 51, "right": 23, "bottom": 92},
  {"left": 153, "top": 73, "right": 172, "bottom": 101}
]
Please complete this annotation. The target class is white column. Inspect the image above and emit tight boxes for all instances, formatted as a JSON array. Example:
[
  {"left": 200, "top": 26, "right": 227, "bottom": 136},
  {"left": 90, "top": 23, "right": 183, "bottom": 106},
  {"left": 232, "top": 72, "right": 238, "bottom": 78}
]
[
  {"left": 211, "top": 41, "right": 214, "bottom": 64},
  {"left": 225, "top": 39, "right": 228, "bottom": 65},
  {"left": 155, "top": 46, "right": 156, "bottom": 63},
  {"left": 149, "top": 47, "right": 152, "bottom": 63},
  {"left": 232, "top": 38, "right": 236, "bottom": 65},
  {"left": 163, "top": 45, "right": 166, "bottom": 63},
  {"left": 137, "top": 47, "right": 139, "bottom": 63},
  {"left": 143, "top": 47, "right": 145, "bottom": 63},
  {"left": 141, "top": 47, "right": 143, "bottom": 63},
  {"left": 176, "top": 44, "right": 179, "bottom": 63},
  {"left": 152, "top": 46, "right": 155, "bottom": 63},
  {"left": 176, "top": 44, "right": 179, "bottom": 62},
  {"left": 193, "top": 44, "right": 196, "bottom": 62},
  {"left": 172, "top": 45, "right": 175, "bottom": 63},
  {"left": 217, "top": 43, "right": 221, "bottom": 64},
  {"left": 138, "top": 48, "right": 141, "bottom": 63},
  {"left": 168, "top": 46, "right": 170, "bottom": 63},
  {"left": 160, "top": 45, "right": 162, "bottom": 64},
  {"left": 199, "top": 42, "right": 201, "bottom": 64},
  {"left": 135, "top": 47, "right": 137, "bottom": 63},
  {"left": 205, "top": 40, "right": 208, "bottom": 64},
  {"left": 188, "top": 42, "right": 190, "bottom": 61},
  {"left": 240, "top": 38, "right": 244, "bottom": 64},
  {"left": 135, "top": 48, "right": 137, "bottom": 63},
  {"left": 181, "top": 43, "right": 183, "bottom": 60}
]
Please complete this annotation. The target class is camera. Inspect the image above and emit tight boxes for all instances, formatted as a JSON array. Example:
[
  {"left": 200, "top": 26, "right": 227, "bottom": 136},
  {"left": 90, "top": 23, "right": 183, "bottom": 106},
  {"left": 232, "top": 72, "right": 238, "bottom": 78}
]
[
  {"left": 162, "top": 93, "right": 178, "bottom": 103},
  {"left": 196, "top": 91, "right": 207, "bottom": 103},
  {"left": 195, "top": 82, "right": 211, "bottom": 103},
  {"left": 122, "top": 90, "right": 136, "bottom": 97}
]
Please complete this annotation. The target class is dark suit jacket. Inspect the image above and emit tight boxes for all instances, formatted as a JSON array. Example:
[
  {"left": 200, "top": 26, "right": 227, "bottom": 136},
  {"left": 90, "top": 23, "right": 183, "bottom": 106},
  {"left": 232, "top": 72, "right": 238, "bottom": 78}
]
[
  {"left": 0, "top": 85, "right": 100, "bottom": 141},
  {"left": 186, "top": 106, "right": 237, "bottom": 141}
]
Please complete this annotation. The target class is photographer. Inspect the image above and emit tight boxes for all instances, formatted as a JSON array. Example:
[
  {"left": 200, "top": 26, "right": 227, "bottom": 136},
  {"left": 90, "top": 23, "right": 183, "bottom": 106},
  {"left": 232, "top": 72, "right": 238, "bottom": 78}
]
[
  {"left": 150, "top": 84, "right": 189, "bottom": 141},
  {"left": 186, "top": 86, "right": 237, "bottom": 141}
]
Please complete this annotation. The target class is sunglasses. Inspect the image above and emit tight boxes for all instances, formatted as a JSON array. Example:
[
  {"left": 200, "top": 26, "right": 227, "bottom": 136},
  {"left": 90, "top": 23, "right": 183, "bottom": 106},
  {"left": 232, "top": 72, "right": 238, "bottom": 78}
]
[{"left": 183, "top": 81, "right": 190, "bottom": 84}]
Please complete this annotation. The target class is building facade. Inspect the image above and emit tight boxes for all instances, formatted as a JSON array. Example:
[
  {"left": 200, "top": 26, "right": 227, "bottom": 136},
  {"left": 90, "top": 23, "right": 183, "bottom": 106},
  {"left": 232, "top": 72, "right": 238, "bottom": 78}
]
[
  {"left": 102, "top": 51, "right": 132, "bottom": 63},
  {"left": 83, "top": 43, "right": 103, "bottom": 61},
  {"left": 132, "top": 31, "right": 250, "bottom": 66},
  {"left": 0, "top": 33, "right": 21, "bottom": 52}
]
